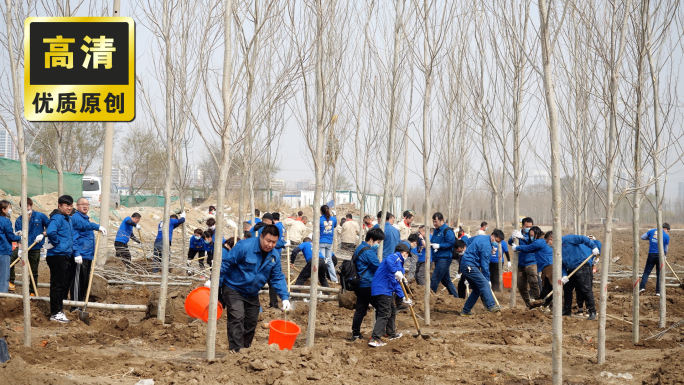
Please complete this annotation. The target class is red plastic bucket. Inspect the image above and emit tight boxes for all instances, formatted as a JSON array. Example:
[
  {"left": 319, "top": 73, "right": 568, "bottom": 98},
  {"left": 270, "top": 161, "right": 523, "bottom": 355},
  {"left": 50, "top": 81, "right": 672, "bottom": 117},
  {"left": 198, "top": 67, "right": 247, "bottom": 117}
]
[
  {"left": 184, "top": 287, "right": 223, "bottom": 322},
  {"left": 503, "top": 271, "right": 513, "bottom": 289},
  {"left": 268, "top": 320, "right": 301, "bottom": 350}
]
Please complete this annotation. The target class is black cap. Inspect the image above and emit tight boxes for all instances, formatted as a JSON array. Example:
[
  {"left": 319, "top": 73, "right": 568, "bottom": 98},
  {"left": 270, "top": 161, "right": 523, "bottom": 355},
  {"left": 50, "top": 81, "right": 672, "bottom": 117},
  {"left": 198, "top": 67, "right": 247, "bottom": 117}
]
[
  {"left": 262, "top": 213, "right": 274, "bottom": 221},
  {"left": 395, "top": 242, "right": 410, "bottom": 253}
]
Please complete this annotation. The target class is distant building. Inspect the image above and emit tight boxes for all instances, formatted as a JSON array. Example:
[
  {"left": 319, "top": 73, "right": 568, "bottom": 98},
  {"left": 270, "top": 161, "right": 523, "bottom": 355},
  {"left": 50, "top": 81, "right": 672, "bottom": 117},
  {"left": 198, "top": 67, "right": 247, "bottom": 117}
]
[
  {"left": 188, "top": 164, "right": 203, "bottom": 187},
  {"left": 0, "top": 130, "right": 18, "bottom": 160},
  {"left": 97, "top": 166, "right": 126, "bottom": 189},
  {"left": 295, "top": 180, "right": 316, "bottom": 191},
  {"left": 529, "top": 171, "right": 550, "bottom": 186},
  {"left": 270, "top": 179, "right": 285, "bottom": 190}
]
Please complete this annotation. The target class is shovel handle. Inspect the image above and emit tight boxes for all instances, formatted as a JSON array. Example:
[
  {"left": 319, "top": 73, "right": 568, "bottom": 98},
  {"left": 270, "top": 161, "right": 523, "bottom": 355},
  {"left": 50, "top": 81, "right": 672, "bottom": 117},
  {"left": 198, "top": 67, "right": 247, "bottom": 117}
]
[
  {"left": 83, "top": 232, "right": 101, "bottom": 311},
  {"left": 665, "top": 260, "right": 682, "bottom": 284},
  {"left": 10, "top": 239, "right": 40, "bottom": 269},
  {"left": 399, "top": 280, "right": 422, "bottom": 335}
]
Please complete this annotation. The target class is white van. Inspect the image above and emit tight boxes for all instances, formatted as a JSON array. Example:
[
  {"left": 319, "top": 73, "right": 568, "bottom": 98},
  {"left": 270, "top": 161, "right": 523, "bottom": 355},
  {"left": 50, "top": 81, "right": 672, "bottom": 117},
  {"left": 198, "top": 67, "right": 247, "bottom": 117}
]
[{"left": 82, "top": 176, "right": 120, "bottom": 208}]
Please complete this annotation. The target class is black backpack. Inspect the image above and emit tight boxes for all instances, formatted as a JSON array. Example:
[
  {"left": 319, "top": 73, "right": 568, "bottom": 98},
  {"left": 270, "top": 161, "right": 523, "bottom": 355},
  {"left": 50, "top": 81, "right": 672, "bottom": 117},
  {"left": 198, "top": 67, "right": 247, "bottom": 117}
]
[{"left": 338, "top": 246, "right": 370, "bottom": 292}]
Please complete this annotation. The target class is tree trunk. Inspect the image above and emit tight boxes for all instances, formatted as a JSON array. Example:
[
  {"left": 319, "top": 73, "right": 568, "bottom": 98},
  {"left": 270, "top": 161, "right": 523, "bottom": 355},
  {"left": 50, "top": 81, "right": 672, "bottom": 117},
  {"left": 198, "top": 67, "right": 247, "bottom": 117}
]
[
  {"left": 5, "top": 0, "right": 31, "bottom": 346},
  {"left": 538, "top": 0, "right": 563, "bottom": 382},
  {"left": 158, "top": 0, "right": 175, "bottom": 323},
  {"left": 306, "top": 0, "right": 325, "bottom": 347},
  {"left": 206, "top": 0, "right": 233, "bottom": 359},
  {"left": 54, "top": 123, "right": 64, "bottom": 196},
  {"left": 598, "top": 0, "right": 631, "bottom": 364}
]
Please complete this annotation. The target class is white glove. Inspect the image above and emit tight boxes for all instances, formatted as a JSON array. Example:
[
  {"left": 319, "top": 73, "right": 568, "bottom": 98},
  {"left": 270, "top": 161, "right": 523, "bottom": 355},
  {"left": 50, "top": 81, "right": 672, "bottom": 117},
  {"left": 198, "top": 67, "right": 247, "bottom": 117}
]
[
  {"left": 402, "top": 297, "right": 413, "bottom": 306},
  {"left": 511, "top": 244, "right": 518, "bottom": 251},
  {"left": 35, "top": 234, "right": 44, "bottom": 243},
  {"left": 282, "top": 300, "right": 291, "bottom": 311},
  {"left": 99, "top": 226, "right": 107, "bottom": 235},
  {"left": 394, "top": 271, "right": 405, "bottom": 281},
  {"left": 15, "top": 231, "right": 22, "bottom": 236},
  {"left": 432, "top": 243, "right": 440, "bottom": 250},
  {"left": 74, "top": 256, "right": 83, "bottom": 264},
  {"left": 284, "top": 240, "right": 291, "bottom": 247},
  {"left": 18, "top": 249, "right": 22, "bottom": 255},
  {"left": 180, "top": 212, "right": 186, "bottom": 219},
  {"left": 512, "top": 230, "right": 523, "bottom": 239},
  {"left": 489, "top": 281, "right": 492, "bottom": 287},
  {"left": 561, "top": 276, "right": 569, "bottom": 284},
  {"left": 588, "top": 235, "right": 596, "bottom": 240},
  {"left": 136, "top": 224, "right": 141, "bottom": 230},
  {"left": 204, "top": 279, "right": 211, "bottom": 288},
  {"left": 455, "top": 273, "right": 461, "bottom": 280},
  {"left": 592, "top": 248, "right": 599, "bottom": 256},
  {"left": 44, "top": 241, "right": 54, "bottom": 250},
  {"left": 507, "top": 261, "right": 511, "bottom": 268}
]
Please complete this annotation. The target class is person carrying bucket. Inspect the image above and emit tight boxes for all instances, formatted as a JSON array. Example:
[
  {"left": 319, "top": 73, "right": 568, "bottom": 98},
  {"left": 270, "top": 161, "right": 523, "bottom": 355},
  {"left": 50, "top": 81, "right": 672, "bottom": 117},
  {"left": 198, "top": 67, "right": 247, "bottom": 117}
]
[{"left": 219, "top": 224, "right": 291, "bottom": 352}]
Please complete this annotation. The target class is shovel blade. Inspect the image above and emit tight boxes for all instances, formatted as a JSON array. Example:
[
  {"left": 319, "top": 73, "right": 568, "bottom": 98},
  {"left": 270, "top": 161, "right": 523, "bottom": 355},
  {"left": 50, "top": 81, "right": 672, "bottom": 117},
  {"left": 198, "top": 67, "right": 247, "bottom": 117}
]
[
  {"left": 412, "top": 333, "right": 430, "bottom": 340},
  {"left": 679, "top": 283, "right": 684, "bottom": 290},
  {"left": 528, "top": 300, "right": 544, "bottom": 309},
  {"left": 78, "top": 310, "right": 90, "bottom": 325}
]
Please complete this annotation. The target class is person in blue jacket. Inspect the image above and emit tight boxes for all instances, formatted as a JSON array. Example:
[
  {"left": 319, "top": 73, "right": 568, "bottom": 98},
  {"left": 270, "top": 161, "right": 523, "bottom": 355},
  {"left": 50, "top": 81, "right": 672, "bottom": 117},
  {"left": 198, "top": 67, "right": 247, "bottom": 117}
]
[
  {"left": 45, "top": 195, "right": 76, "bottom": 323},
  {"left": 639, "top": 223, "right": 670, "bottom": 296},
  {"left": 369, "top": 242, "right": 410, "bottom": 347},
  {"left": 560, "top": 234, "right": 599, "bottom": 319},
  {"left": 219, "top": 224, "right": 290, "bottom": 352},
  {"left": 69, "top": 197, "right": 107, "bottom": 303},
  {"left": 202, "top": 230, "right": 215, "bottom": 267},
  {"left": 429, "top": 212, "right": 458, "bottom": 297},
  {"left": 576, "top": 237, "right": 601, "bottom": 315},
  {"left": 319, "top": 205, "right": 338, "bottom": 283},
  {"left": 290, "top": 237, "right": 328, "bottom": 288},
  {"left": 9, "top": 197, "right": 49, "bottom": 295},
  {"left": 489, "top": 241, "right": 510, "bottom": 291},
  {"left": 0, "top": 200, "right": 21, "bottom": 294},
  {"left": 351, "top": 228, "right": 384, "bottom": 341},
  {"left": 250, "top": 213, "right": 288, "bottom": 308},
  {"left": 512, "top": 227, "right": 553, "bottom": 308},
  {"left": 187, "top": 228, "right": 206, "bottom": 272},
  {"left": 409, "top": 232, "right": 426, "bottom": 285},
  {"left": 459, "top": 229, "right": 505, "bottom": 316},
  {"left": 152, "top": 212, "right": 186, "bottom": 273},
  {"left": 373, "top": 211, "right": 400, "bottom": 259},
  {"left": 114, "top": 212, "right": 142, "bottom": 268},
  {"left": 509, "top": 217, "right": 539, "bottom": 307}
]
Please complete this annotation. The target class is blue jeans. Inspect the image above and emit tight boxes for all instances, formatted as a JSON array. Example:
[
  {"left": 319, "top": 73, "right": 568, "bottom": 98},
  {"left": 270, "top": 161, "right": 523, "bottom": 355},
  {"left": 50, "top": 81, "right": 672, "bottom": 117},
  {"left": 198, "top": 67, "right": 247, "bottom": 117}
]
[
  {"left": 0, "top": 254, "right": 9, "bottom": 293},
  {"left": 320, "top": 243, "right": 337, "bottom": 282},
  {"left": 430, "top": 258, "right": 458, "bottom": 298},
  {"left": 640, "top": 253, "right": 661, "bottom": 293},
  {"left": 461, "top": 264, "right": 496, "bottom": 313}
]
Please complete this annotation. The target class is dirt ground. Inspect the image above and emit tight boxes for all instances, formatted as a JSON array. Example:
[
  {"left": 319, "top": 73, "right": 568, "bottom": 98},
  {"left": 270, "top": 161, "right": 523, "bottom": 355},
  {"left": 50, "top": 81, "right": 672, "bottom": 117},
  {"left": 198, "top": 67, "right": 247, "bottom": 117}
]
[{"left": 2, "top": 228, "right": 684, "bottom": 384}]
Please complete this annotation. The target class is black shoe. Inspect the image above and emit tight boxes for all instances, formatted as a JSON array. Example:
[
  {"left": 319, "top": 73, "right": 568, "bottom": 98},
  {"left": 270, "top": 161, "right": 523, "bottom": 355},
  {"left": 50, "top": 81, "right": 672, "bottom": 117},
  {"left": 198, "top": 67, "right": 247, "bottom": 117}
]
[
  {"left": 575, "top": 309, "right": 585, "bottom": 316},
  {"left": 350, "top": 334, "right": 363, "bottom": 341},
  {"left": 587, "top": 312, "right": 597, "bottom": 321},
  {"left": 562, "top": 310, "right": 571, "bottom": 316}
]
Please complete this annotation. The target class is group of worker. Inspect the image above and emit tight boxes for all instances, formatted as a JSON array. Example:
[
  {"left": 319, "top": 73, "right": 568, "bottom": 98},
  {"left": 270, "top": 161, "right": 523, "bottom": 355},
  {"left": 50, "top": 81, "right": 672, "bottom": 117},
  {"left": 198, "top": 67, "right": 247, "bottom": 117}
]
[{"left": 0, "top": 196, "right": 672, "bottom": 353}]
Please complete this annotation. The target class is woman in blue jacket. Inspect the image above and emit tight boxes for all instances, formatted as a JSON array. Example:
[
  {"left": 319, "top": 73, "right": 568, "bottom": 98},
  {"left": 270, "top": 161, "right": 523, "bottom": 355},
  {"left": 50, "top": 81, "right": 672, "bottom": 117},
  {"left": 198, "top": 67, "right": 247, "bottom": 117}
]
[
  {"left": 319, "top": 205, "right": 337, "bottom": 283},
  {"left": 0, "top": 200, "right": 21, "bottom": 293},
  {"left": 512, "top": 227, "right": 553, "bottom": 308}
]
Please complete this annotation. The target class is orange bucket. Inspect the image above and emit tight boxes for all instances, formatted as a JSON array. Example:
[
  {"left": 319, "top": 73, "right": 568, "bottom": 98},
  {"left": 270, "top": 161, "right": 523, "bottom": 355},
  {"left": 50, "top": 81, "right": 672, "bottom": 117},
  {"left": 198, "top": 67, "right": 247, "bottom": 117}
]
[
  {"left": 184, "top": 287, "right": 223, "bottom": 322},
  {"left": 503, "top": 271, "right": 513, "bottom": 289},
  {"left": 268, "top": 320, "right": 301, "bottom": 350}
]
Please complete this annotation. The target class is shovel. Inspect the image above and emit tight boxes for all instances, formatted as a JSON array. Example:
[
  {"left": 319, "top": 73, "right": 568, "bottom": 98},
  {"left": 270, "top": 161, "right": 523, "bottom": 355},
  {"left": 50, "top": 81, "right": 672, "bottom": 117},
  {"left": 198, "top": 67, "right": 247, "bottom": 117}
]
[
  {"left": 529, "top": 254, "right": 595, "bottom": 309},
  {"left": 664, "top": 260, "right": 684, "bottom": 290},
  {"left": 78, "top": 232, "right": 101, "bottom": 325},
  {"left": 399, "top": 279, "right": 429, "bottom": 340},
  {"left": 9, "top": 239, "right": 40, "bottom": 269}
]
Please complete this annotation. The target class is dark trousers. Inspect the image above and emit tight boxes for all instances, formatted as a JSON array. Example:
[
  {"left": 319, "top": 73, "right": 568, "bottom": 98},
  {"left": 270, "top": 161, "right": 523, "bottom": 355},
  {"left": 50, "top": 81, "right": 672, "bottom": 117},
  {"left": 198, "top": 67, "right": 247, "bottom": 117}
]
[
  {"left": 414, "top": 261, "right": 426, "bottom": 285},
  {"left": 639, "top": 253, "right": 661, "bottom": 294},
  {"left": 563, "top": 264, "right": 595, "bottom": 314},
  {"left": 430, "top": 258, "right": 458, "bottom": 297},
  {"left": 489, "top": 262, "right": 501, "bottom": 291},
  {"left": 351, "top": 286, "right": 376, "bottom": 336},
  {"left": 69, "top": 260, "right": 92, "bottom": 302},
  {"left": 206, "top": 251, "right": 214, "bottom": 267},
  {"left": 371, "top": 294, "right": 397, "bottom": 340},
  {"left": 294, "top": 259, "right": 329, "bottom": 288},
  {"left": 46, "top": 254, "right": 73, "bottom": 315},
  {"left": 457, "top": 275, "right": 467, "bottom": 298},
  {"left": 114, "top": 241, "right": 132, "bottom": 268},
  {"left": 517, "top": 264, "right": 540, "bottom": 305},
  {"left": 221, "top": 286, "right": 261, "bottom": 352},
  {"left": 576, "top": 266, "right": 592, "bottom": 309},
  {"left": 10, "top": 248, "right": 40, "bottom": 295},
  {"left": 539, "top": 265, "right": 553, "bottom": 307},
  {"left": 187, "top": 248, "right": 206, "bottom": 269},
  {"left": 153, "top": 240, "right": 170, "bottom": 273}
]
